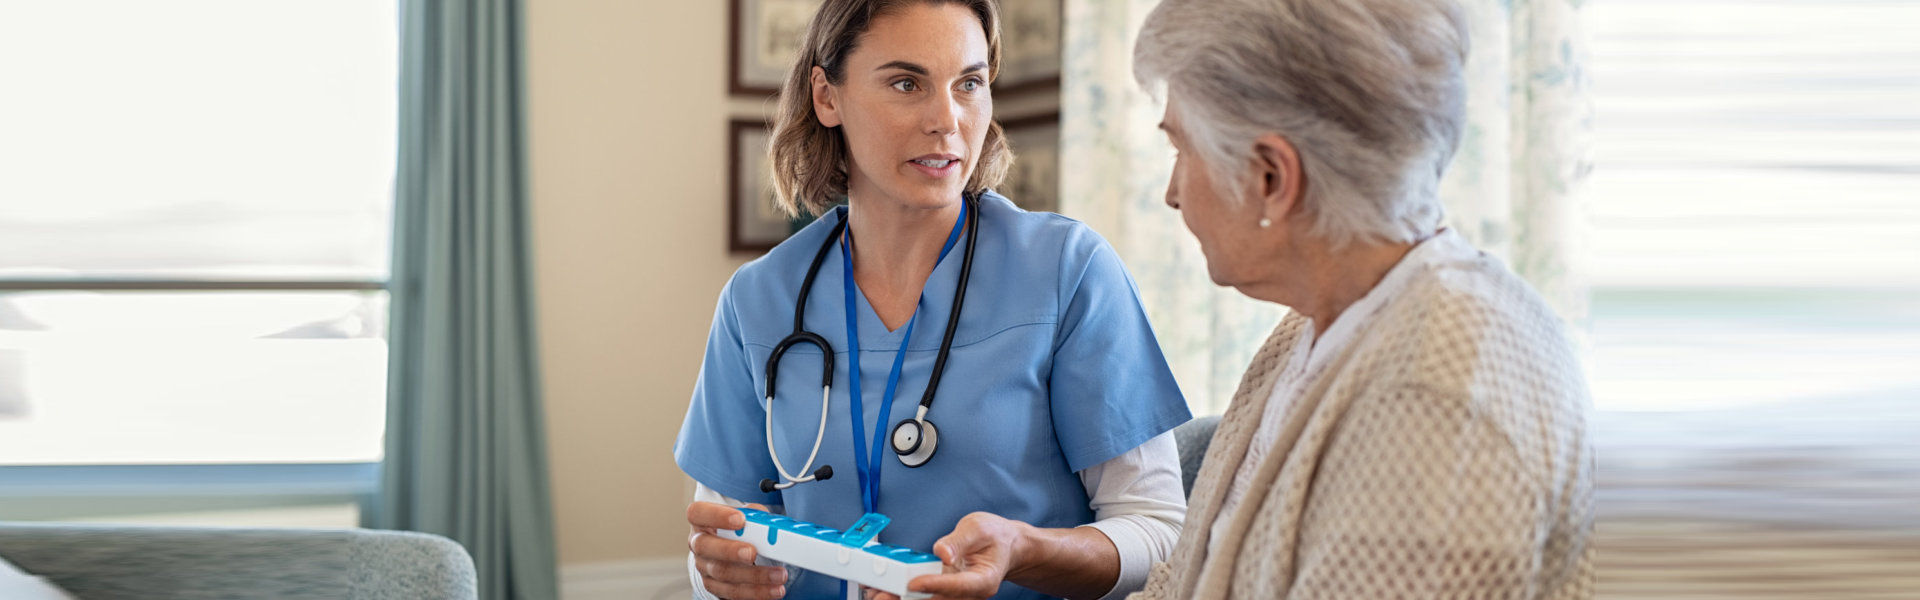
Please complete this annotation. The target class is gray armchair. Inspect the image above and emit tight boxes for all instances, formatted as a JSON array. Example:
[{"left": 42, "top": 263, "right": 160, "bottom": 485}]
[
  {"left": 1172, "top": 414, "right": 1222, "bottom": 499},
  {"left": 0, "top": 523, "right": 476, "bottom": 600}
]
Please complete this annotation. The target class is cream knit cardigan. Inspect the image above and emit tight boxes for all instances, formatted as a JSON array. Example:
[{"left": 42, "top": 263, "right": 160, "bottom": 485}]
[{"left": 1133, "top": 234, "right": 1596, "bottom": 599}]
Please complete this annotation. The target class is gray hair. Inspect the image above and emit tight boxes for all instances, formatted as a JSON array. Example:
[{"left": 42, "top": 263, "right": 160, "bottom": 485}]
[{"left": 1134, "top": 0, "right": 1470, "bottom": 246}]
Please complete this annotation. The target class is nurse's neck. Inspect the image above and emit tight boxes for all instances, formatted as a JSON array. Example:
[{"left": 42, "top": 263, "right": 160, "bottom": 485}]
[{"left": 843, "top": 193, "right": 966, "bottom": 332}]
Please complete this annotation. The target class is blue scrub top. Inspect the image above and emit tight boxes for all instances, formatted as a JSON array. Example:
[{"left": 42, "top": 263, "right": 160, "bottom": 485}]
[{"left": 674, "top": 192, "right": 1190, "bottom": 600}]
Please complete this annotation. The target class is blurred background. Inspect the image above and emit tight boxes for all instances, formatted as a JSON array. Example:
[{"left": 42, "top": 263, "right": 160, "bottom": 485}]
[{"left": 1, "top": 0, "right": 1915, "bottom": 598}]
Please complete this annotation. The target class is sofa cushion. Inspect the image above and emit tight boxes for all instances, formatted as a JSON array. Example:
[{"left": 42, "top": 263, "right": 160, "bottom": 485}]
[{"left": 0, "top": 553, "right": 77, "bottom": 600}]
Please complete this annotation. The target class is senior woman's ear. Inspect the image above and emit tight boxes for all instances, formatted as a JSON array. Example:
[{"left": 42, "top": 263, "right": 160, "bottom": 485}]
[
  {"left": 1251, "top": 132, "right": 1306, "bottom": 224},
  {"left": 811, "top": 66, "right": 842, "bottom": 128}
]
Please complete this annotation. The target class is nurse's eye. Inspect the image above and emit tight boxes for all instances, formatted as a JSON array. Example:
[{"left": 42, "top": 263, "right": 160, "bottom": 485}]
[
  {"left": 959, "top": 78, "right": 983, "bottom": 92},
  {"left": 891, "top": 79, "right": 918, "bottom": 93}
]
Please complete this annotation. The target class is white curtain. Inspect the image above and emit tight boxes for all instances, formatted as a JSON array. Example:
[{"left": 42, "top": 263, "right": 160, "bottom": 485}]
[{"left": 1059, "top": 0, "right": 1593, "bottom": 415}]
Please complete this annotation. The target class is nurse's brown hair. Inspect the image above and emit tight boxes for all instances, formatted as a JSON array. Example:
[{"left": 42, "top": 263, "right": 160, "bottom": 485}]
[{"left": 767, "top": 0, "right": 1011, "bottom": 217}]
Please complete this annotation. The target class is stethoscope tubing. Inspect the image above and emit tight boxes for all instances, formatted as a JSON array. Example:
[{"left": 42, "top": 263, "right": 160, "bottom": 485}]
[
  {"left": 761, "top": 194, "right": 977, "bottom": 493},
  {"left": 917, "top": 194, "right": 979, "bottom": 414},
  {"left": 764, "top": 385, "right": 833, "bottom": 490}
]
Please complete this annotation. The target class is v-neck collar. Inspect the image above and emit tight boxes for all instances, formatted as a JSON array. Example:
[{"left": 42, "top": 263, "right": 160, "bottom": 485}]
[{"left": 830, "top": 206, "right": 974, "bottom": 350}]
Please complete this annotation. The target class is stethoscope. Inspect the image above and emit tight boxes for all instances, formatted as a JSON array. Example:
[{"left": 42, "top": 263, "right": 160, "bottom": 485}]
[{"left": 758, "top": 194, "right": 979, "bottom": 501}]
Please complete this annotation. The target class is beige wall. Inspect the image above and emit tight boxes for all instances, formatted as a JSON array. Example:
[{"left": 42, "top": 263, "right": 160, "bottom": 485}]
[{"left": 527, "top": 0, "right": 745, "bottom": 566}]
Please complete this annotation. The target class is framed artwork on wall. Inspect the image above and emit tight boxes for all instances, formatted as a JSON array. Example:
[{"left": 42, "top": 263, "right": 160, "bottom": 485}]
[
  {"left": 729, "top": 120, "right": 810, "bottom": 253},
  {"left": 998, "top": 113, "right": 1060, "bottom": 214},
  {"left": 994, "top": 0, "right": 1062, "bottom": 95},
  {"left": 730, "top": 0, "right": 822, "bottom": 96}
]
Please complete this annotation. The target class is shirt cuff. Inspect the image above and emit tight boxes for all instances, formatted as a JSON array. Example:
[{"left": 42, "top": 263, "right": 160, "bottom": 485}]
[{"left": 1081, "top": 518, "right": 1152, "bottom": 600}]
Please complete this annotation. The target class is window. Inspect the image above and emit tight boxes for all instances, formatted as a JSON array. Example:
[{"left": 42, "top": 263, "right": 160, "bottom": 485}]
[
  {"left": 0, "top": 0, "right": 397, "bottom": 521},
  {"left": 1586, "top": 0, "right": 1920, "bottom": 414},
  {"left": 1584, "top": 1, "right": 1920, "bottom": 586}
]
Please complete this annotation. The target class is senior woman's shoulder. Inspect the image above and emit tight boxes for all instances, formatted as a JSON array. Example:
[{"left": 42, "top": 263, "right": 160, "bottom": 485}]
[{"left": 1373, "top": 235, "right": 1587, "bottom": 403}]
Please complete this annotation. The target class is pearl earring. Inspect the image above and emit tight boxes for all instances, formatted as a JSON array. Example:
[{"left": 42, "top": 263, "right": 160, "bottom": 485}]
[{"left": 1259, "top": 218, "right": 1272, "bottom": 229}]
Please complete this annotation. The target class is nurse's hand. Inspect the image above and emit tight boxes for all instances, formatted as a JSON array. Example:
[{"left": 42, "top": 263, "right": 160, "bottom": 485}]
[
  {"left": 869, "top": 511, "right": 1026, "bottom": 600},
  {"left": 687, "top": 501, "right": 788, "bottom": 600}
]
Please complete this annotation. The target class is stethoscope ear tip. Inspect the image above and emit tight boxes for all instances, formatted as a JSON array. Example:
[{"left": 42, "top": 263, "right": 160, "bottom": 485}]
[{"left": 759, "top": 478, "right": 778, "bottom": 494}]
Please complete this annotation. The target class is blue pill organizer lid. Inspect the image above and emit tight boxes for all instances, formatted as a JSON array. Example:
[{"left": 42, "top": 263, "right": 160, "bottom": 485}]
[{"left": 731, "top": 508, "right": 941, "bottom": 564}]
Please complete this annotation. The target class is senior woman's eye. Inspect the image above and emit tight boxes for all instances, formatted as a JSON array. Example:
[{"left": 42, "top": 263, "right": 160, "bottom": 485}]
[
  {"left": 960, "top": 78, "right": 983, "bottom": 92},
  {"left": 892, "top": 79, "right": 918, "bottom": 92}
]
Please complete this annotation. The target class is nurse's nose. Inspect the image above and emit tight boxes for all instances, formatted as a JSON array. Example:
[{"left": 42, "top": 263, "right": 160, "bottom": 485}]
[{"left": 925, "top": 89, "right": 961, "bottom": 137}]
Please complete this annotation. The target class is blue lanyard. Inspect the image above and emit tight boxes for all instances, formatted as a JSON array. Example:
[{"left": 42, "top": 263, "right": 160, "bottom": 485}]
[{"left": 840, "top": 202, "right": 967, "bottom": 514}]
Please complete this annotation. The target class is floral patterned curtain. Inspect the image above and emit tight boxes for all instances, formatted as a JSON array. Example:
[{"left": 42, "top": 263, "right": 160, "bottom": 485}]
[{"left": 1058, "top": 0, "right": 1593, "bottom": 415}]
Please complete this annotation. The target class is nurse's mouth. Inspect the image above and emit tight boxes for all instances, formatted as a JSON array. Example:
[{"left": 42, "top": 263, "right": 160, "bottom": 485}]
[{"left": 909, "top": 154, "right": 961, "bottom": 178}]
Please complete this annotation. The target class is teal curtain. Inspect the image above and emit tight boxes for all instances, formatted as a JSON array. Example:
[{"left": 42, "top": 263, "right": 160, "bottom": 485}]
[{"left": 365, "top": 1, "right": 559, "bottom": 600}]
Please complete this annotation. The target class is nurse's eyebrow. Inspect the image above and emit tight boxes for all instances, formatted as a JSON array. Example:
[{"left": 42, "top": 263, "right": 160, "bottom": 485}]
[
  {"left": 874, "top": 61, "right": 990, "bottom": 76},
  {"left": 876, "top": 61, "right": 929, "bottom": 75}
]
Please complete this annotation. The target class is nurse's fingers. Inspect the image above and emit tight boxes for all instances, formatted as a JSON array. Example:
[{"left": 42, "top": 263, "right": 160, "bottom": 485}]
[
  {"left": 701, "top": 578, "right": 787, "bottom": 600},
  {"left": 694, "top": 555, "right": 788, "bottom": 587},
  {"left": 685, "top": 501, "right": 785, "bottom": 598},
  {"left": 689, "top": 529, "right": 758, "bottom": 564},
  {"left": 903, "top": 569, "right": 1003, "bottom": 599},
  {"left": 687, "top": 501, "right": 749, "bottom": 531}
]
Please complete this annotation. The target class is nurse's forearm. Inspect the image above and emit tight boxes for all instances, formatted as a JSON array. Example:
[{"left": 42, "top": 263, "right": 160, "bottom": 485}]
[{"left": 1008, "top": 524, "right": 1121, "bottom": 600}]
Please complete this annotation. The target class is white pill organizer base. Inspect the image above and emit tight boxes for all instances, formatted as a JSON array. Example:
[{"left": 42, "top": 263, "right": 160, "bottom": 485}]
[{"left": 716, "top": 509, "right": 943, "bottom": 600}]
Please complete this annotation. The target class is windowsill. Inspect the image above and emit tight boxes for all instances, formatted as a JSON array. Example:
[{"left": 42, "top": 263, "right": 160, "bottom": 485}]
[
  {"left": 1588, "top": 287, "right": 1920, "bottom": 532},
  {"left": 0, "top": 463, "right": 377, "bottom": 522}
]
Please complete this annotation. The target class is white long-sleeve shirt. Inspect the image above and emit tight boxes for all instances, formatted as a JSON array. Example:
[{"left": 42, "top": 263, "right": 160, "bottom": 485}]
[{"left": 689, "top": 431, "right": 1186, "bottom": 600}]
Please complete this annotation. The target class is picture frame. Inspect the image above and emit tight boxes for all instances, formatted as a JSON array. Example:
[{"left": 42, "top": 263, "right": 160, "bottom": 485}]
[
  {"left": 997, "top": 112, "right": 1061, "bottom": 214},
  {"left": 730, "top": 0, "right": 822, "bottom": 97},
  {"left": 729, "top": 120, "right": 809, "bottom": 254},
  {"left": 994, "top": 0, "right": 1062, "bottom": 95}
]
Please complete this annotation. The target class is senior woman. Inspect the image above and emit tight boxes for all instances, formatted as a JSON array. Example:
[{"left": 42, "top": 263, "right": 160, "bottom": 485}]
[{"left": 1116, "top": 0, "right": 1597, "bottom": 597}]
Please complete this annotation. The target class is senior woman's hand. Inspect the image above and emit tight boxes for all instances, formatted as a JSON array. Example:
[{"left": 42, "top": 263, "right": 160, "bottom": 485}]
[{"left": 687, "top": 501, "right": 789, "bottom": 600}]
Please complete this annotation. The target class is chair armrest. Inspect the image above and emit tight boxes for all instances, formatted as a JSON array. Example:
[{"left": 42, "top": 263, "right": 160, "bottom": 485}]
[{"left": 0, "top": 522, "right": 474, "bottom": 600}]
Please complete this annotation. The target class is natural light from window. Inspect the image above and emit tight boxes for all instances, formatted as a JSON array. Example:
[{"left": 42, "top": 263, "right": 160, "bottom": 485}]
[
  {"left": 0, "top": 0, "right": 397, "bottom": 465},
  {"left": 1584, "top": 0, "right": 1920, "bottom": 416}
]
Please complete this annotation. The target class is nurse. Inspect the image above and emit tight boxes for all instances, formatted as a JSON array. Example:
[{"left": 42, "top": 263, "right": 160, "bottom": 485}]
[{"left": 674, "top": 1, "right": 1190, "bottom": 599}]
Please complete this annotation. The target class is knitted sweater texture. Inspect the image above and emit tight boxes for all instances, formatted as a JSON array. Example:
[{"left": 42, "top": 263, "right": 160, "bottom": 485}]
[{"left": 1133, "top": 233, "right": 1596, "bottom": 599}]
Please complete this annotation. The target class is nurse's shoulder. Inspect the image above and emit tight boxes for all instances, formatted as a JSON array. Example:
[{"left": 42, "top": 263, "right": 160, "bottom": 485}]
[
  {"left": 730, "top": 209, "right": 841, "bottom": 285},
  {"left": 976, "top": 191, "right": 1128, "bottom": 297},
  {"left": 709, "top": 211, "right": 845, "bottom": 338}
]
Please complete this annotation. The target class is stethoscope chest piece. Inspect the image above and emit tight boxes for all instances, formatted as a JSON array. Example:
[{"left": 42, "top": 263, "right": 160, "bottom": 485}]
[{"left": 889, "top": 417, "right": 939, "bottom": 468}]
